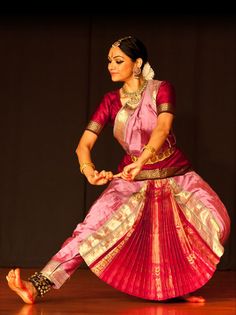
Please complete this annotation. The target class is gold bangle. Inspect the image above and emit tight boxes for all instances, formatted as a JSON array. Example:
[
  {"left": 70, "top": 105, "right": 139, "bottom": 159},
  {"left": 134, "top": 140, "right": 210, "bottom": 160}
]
[
  {"left": 143, "top": 145, "right": 156, "bottom": 156},
  {"left": 80, "top": 162, "right": 95, "bottom": 174}
]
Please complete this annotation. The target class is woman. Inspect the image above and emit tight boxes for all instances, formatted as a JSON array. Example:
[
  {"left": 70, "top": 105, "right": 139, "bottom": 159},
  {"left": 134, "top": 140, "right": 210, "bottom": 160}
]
[{"left": 6, "top": 36, "right": 230, "bottom": 304}]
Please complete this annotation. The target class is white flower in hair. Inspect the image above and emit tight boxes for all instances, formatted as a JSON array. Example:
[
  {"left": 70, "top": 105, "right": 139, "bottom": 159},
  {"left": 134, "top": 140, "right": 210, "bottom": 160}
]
[{"left": 142, "top": 62, "right": 155, "bottom": 80}]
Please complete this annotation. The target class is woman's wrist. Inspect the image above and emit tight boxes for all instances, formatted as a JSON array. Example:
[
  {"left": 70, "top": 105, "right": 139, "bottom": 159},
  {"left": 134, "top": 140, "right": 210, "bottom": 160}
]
[
  {"left": 80, "top": 162, "right": 95, "bottom": 175},
  {"left": 136, "top": 158, "right": 148, "bottom": 168},
  {"left": 83, "top": 167, "right": 96, "bottom": 179},
  {"left": 143, "top": 144, "right": 156, "bottom": 156},
  {"left": 137, "top": 144, "right": 156, "bottom": 166}
]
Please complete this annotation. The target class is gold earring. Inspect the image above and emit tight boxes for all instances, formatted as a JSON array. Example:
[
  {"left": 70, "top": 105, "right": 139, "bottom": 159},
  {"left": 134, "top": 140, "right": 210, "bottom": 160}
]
[{"left": 133, "top": 66, "right": 141, "bottom": 78}]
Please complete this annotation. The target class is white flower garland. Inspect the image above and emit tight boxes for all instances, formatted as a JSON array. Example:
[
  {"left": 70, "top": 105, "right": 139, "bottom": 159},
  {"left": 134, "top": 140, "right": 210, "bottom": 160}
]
[{"left": 142, "top": 62, "right": 155, "bottom": 80}]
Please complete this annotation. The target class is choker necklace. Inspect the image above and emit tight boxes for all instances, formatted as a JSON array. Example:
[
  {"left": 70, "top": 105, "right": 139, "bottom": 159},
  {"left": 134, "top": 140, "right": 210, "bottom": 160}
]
[{"left": 121, "top": 80, "right": 148, "bottom": 108}]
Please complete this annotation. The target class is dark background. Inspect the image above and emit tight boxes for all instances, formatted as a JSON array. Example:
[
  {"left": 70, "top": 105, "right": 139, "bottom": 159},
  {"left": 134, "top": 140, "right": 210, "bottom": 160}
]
[{"left": 0, "top": 12, "right": 235, "bottom": 270}]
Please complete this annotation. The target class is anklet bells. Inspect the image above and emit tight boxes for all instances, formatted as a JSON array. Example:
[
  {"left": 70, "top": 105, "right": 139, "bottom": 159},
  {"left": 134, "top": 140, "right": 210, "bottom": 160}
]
[{"left": 28, "top": 272, "right": 53, "bottom": 297}]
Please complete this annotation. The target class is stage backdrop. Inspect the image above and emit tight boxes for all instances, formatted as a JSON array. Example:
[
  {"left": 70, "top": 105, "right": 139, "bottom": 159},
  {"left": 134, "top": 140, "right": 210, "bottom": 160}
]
[{"left": 0, "top": 14, "right": 235, "bottom": 270}]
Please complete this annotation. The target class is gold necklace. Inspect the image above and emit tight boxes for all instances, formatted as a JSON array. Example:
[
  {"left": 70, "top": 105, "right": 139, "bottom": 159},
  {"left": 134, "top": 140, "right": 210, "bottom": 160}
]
[{"left": 121, "top": 80, "right": 148, "bottom": 108}]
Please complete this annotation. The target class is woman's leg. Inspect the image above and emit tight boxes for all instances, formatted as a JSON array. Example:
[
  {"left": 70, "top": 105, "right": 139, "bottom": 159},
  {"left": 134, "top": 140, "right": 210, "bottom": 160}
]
[
  {"left": 6, "top": 187, "right": 119, "bottom": 304},
  {"left": 6, "top": 225, "right": 87, "bottom": 303},
  {"left": 6, "top": 225, "right": 88, "bottom": 304}
]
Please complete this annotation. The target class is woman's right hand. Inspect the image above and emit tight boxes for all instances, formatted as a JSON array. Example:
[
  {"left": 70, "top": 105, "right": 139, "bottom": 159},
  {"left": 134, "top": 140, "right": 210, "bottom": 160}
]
[{"left": 86, "top": 170, "right": 113, "bottom": 185}]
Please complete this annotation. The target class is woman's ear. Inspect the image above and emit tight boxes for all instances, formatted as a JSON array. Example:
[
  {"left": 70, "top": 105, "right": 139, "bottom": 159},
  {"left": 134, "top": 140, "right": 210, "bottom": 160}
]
[{"left": 136, "top": 58, "right": 143, "bottom": 68}]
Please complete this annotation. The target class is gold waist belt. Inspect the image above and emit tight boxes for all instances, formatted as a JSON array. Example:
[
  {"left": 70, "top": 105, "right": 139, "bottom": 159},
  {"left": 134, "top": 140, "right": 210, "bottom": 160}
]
[{"left": 131, "top": 147, "right": 175, "bottom": 164}]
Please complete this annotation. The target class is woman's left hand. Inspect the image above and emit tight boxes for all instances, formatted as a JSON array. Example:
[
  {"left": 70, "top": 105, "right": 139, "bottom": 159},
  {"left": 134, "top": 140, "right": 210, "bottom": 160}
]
[
  {"left": 87, "top": 170, "right": 113, "bottom": 185},
  {"left": 113, "top": 162, "right": 142, "bottom": 181}
]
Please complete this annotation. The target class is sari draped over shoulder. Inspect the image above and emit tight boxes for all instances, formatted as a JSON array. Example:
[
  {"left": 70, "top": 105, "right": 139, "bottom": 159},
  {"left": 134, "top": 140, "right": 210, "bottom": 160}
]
[
  {"left": 41, "top": 80, "right": 230, "bottom": 300},
  {"left": 113, "top": 80, "right": 192, "bottom": 180}
]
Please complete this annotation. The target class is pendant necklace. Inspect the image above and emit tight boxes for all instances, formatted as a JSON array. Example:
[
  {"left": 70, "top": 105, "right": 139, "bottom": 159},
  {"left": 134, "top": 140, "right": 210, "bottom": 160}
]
[{"left": 121, "top": 80, "right": 148, "bottom": 108}]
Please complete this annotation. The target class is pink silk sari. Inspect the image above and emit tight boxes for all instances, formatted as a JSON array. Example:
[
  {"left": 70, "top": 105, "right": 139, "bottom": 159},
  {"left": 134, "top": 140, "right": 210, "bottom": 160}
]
[{"left": 41, "top": 80, "right": 230, "bottom": 300}]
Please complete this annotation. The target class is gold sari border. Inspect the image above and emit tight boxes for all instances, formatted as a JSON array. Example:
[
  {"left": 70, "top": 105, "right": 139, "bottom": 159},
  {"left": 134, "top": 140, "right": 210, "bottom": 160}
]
[
  {"left": 113, "top": 106, "right": 134, "bottom": 152},
  {"left": 170, "top": 177, "right": 224, "bottom": 258},
  {"left": 86, "top": 120, "right": 103, "bottom": 135},
  {"left": 91, "top": 229, "right": 133, "bottom": 276},
  {"left": 131, "top": 147, "right": 176, "bottom": 164},
  {"left": 79, "top": 183, "right": 147, "bottom": 266},
  {"left": 40, "top": 259, "right": 70, "bottom": 289},
  {"left": 157, "top": 103, "right": 175, "bottom": 115},
  {"left": 135, "top": 166, "right": 192, "bottom": 180},
  {"left": 91, "top": 189, "right": 147, "bottom": 276}
]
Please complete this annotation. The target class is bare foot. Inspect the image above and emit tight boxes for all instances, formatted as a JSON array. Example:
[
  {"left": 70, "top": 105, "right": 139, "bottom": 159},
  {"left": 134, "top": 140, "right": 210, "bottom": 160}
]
[
  {"left": 16, "top": 304, "right": 35, "bottom": 315},
  {"left": 181, "top": 294, "right": 205, "bottom": 303},
  {"left": 6, "top": 268, "right": 37, "bottom": 304}
]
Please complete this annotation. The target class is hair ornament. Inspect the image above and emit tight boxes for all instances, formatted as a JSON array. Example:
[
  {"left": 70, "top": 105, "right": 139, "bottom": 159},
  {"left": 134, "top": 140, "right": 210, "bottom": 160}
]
[
  {"left": 112, "top": 36, "right": 132, "bottom": 48},
  {"left": 142, "top": 62, "right": 155, "bottom": 80}
]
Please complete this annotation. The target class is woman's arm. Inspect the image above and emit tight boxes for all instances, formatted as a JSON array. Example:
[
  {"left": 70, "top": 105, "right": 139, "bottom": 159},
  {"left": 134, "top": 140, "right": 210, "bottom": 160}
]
[
  {"left": 76, "top": 130, "right": 113, "bottom": 185},
  {"left": 138, "top": 112, "right": 174, "bottom": 165},
  {"left": 115, "top": 112, "right": 174, "bottom": 181}
]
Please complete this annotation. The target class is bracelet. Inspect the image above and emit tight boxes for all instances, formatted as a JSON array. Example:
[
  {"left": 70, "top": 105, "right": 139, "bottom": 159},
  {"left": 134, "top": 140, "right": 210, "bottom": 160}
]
[
  {"left": 80, "top": 162, "right": 95, "bottom": 174},
  {"left": 143, "top": 145, "right": 156, "bottom": 156}
]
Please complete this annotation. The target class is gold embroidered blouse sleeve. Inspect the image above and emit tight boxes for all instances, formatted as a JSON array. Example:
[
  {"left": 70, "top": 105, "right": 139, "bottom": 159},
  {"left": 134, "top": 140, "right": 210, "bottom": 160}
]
[
  {"left": 86, "top": 120, "right": 103, "bottom": 135},
  {"left": 156, "top": 103, "right": 175, "bottom": 115}
]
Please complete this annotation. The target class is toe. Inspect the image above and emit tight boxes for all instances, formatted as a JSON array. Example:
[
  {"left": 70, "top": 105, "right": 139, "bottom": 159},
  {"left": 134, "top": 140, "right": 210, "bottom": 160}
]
[
  {"left": 15, "top": 268, "right": 23, "bottom": 287},
  {"left": 9, "top": 270, "right": 15, "bottom": 278},
  {"left": 186, "top": 295, "right": 205, "bottom": 303}
]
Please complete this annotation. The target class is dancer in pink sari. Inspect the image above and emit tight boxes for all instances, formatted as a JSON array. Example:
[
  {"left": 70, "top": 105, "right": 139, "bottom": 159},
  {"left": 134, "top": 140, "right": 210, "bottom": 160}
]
[{"left": 6, "top": 36, "right": 230, "bottom": 304}]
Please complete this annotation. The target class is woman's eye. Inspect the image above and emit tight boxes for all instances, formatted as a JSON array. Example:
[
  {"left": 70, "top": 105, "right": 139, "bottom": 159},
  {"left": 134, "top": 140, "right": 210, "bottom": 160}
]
[{"left": 116, "top": 60, "right": 124, "bottom": 64}]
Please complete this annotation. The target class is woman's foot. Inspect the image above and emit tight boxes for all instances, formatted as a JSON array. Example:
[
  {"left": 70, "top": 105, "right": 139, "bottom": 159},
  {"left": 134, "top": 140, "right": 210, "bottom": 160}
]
[
  {"left": 6, "top": 268, "right": 37, "bottom": 304},
  {"left": 181, "top": 294, "right": 205, "bottom": 303}
]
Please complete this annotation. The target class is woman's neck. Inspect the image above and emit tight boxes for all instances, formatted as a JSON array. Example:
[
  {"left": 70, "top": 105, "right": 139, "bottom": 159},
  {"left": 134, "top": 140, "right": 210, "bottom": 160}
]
[{"left": 122, "top": 77, "right": 145, "bottom": 93}]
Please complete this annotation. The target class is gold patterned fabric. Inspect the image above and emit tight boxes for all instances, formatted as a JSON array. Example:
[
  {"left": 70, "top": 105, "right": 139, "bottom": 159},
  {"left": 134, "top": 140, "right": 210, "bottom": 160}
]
[
  {"left": 79, "top": 183, "right": 147, "bottom": 266},
  {"left": 113, "top": 104, "right": 137, "bottom": 152},
  {"left": 131, "top": 147, "right": 176, "bottom": 164},
  {"left": 170, "top": 176, "right": 224, "bottom": 257},
  {"left": 134, "top": 165, "right": 192, "bottom": 180},
  {"left": 41, "top": 260, "right": 71, "bottom": 289},
  {"left": 86, "top": 120, "right": 103, "bottom": 135},
  {"left": 157, "top": 102, "right": 175, "bottom": 115}
]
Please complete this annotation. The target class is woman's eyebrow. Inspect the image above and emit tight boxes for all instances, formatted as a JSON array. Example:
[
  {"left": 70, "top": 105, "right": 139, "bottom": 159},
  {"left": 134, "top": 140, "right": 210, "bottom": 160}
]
[{"left": 108, "top": 55, "right": 124, "bottom": 59}]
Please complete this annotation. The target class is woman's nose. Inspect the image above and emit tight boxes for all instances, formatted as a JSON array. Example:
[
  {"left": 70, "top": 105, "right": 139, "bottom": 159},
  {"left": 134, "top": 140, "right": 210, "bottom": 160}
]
[{"left": 109, "top": 63, "right": 114, "bottom": 70}]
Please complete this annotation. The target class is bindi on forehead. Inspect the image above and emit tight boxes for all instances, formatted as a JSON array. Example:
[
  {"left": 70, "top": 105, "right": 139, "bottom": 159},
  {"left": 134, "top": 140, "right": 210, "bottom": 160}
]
[
  {"left": 108, "top": 47, "right": 126, "bottom": 59},
  {"left": 108, "top": 54, "right": 125, "bottom": 61}
]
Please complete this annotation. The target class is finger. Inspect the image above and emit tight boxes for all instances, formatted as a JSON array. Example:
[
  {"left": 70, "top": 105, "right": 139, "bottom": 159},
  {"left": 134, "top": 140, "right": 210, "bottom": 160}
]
[
  {"left": 123, "top": 169, "right": 130, "bottom": 175},
  {"left": 123, "top": 177, "right": 132, "bottom": 181},
  {"left": 119, "top": 172, "right": 132, "bottom": 181},
  {"left": 95, "top": 171, "right": 105, "bottom": 179},
  {"left": 93, "top": 171, "right": 99, "bottom": 179},
  {"left": 113, "top": 173, "right": 121, "bottom": 178},
  {"left": 122, "top": 171, "right": 132, "bottom": 178},
  {"left": 106, "top": 172, "right": 113, "bottom": 180},
  {"left": 99, "top": 170, "right": 106, "bottom": 177},
  {"left": 9, "top": 270, "right": 15, "bottom": 278},
  {"left": 97, "top": 178, "right": 108, "bottom": 185},
  {"left": 15, "top": 268, "right": 21, "bottom": 279}
]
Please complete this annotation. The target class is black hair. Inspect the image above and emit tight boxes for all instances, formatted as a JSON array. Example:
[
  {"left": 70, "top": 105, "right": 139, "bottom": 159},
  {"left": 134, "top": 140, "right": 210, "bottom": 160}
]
[{"left": 113, "top": 36, "right": 148, "bottom": 70}]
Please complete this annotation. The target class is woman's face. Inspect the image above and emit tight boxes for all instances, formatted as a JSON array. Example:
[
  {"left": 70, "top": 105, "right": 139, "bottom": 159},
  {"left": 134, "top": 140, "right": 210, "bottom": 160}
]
[{"left": 107, "top": 46, "right": 135, "bottom": 82}]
